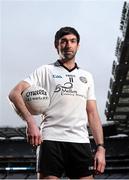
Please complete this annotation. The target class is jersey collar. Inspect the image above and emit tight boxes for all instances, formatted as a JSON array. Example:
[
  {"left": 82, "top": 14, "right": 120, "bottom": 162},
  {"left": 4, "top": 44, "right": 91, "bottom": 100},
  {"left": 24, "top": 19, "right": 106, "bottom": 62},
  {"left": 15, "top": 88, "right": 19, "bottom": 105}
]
[{"left": 54, "top": 60, "right": 79, "bottom": 72}]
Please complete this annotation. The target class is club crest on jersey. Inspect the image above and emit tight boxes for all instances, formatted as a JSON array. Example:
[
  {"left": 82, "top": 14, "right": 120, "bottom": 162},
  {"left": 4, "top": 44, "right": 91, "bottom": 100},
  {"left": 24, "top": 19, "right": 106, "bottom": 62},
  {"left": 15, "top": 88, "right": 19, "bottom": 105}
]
[{"left": 79, "top": 76, "right": 87, "bottom": 83}]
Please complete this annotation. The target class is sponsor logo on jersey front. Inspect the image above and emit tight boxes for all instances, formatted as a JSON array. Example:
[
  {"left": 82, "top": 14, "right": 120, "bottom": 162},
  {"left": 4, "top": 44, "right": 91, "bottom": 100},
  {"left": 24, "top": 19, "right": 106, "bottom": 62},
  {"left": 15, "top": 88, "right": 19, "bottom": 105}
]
[
  {"left": 54, "top": 82, "right": 86, "bottom": 99},
  {"left": 54, "top": 82, "right": 77, "bottom": 95}
]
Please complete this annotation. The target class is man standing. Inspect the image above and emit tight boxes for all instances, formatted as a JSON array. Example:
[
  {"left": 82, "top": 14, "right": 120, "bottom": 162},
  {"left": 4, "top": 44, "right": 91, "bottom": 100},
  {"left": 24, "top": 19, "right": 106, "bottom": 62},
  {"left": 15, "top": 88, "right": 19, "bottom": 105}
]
[{"left": 9, "top": 27, "right": 106, "bottom": 179}]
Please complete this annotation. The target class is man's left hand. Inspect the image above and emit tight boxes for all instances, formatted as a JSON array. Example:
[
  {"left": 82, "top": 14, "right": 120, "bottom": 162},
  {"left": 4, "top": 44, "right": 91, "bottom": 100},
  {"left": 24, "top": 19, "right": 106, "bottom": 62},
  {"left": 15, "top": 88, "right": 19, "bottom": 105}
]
[{"left": 94, "top": 146, "right": 106, "bottom": 175}]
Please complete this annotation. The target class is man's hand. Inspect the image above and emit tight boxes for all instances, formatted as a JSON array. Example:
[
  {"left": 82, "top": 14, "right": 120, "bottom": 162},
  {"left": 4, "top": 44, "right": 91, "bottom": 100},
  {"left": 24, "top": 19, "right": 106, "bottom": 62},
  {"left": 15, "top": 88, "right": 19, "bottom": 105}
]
[
  {"left": 94, "top": 146, "right": 106, "bottom": 175},
  {"left": 26, "top": 121, "right": 42, "bottom": 146}
]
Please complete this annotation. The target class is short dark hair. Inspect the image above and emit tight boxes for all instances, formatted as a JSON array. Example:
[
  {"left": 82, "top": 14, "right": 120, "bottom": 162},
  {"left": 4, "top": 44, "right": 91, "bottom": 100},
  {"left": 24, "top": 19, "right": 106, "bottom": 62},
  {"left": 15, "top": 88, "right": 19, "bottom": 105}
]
[{"left": 54, "top": 26, "right": 80, "bottom": 49}]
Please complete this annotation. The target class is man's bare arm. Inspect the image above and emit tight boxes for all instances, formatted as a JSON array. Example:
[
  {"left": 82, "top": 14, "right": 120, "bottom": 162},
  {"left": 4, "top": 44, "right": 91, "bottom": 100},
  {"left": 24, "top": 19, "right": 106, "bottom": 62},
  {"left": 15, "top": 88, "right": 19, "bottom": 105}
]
[
  {"left": 86, "top": 100, "right": 106, "bottom": 174},
  {"left": 9, "top": 81, "right": 31, "bottom": 120},
  {"left": 9, "top": 81, "right": 42, "bottom": 146}
]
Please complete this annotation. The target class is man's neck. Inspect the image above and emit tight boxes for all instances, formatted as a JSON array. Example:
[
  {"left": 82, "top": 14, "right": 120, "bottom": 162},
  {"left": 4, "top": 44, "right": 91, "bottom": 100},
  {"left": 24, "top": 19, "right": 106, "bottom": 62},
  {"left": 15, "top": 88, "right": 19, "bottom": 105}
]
[{"left": 59, "top": 59, "right": 76, "bottom": 70}]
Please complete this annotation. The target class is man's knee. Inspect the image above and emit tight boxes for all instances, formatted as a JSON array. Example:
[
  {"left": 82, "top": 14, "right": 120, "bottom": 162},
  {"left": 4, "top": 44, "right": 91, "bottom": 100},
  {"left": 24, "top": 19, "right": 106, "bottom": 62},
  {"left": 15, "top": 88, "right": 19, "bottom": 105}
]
[
  {"left": 80, "top": 175, "right": 94, "bottom": 179},
  {"left": 37, "top": 172, "right": 59, "bottom": 179}
]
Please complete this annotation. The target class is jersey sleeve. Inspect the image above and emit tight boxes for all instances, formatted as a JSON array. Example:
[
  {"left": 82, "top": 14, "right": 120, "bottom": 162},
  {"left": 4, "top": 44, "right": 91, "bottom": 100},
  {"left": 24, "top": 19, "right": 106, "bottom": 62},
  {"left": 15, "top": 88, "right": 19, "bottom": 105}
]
[
  {"left": 24, "top": 65, "right": 47, "bottom": 87},
  {"left": 87, "top": 73, "right": 96, "bottom": 100}
]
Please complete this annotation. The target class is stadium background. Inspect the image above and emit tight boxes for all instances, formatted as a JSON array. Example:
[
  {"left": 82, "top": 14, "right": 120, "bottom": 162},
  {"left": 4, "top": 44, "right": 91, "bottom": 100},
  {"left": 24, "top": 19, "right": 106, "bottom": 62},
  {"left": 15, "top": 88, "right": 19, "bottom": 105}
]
[{"left": 1, "top": 1, "right": 129, "bottom": 179}]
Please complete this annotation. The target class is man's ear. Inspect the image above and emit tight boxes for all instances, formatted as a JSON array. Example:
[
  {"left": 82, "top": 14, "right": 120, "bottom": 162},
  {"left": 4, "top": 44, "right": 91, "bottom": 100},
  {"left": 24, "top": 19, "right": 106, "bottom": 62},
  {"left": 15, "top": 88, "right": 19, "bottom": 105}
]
[{"left": 77, "top": 43, "right": 80, "bottom": 50}]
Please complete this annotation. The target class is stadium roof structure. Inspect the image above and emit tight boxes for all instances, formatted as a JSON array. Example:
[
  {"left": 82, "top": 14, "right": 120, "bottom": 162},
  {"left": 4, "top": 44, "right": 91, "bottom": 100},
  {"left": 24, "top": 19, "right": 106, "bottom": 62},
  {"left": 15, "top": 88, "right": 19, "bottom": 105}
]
[{"left": 105, "top": 2, "right": 129, "bottom": 135}]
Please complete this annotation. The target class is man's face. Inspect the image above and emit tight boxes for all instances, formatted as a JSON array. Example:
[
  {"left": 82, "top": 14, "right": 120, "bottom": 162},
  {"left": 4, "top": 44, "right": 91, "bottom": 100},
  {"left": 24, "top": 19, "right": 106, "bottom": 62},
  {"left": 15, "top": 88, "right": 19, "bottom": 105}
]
[{"left": 57, "top": 34, "right": 79, "bottom": 61}]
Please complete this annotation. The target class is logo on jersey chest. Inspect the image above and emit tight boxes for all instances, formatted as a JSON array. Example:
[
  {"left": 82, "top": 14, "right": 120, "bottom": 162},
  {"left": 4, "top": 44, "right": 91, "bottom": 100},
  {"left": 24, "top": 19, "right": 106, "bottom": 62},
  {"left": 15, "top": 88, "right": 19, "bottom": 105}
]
[
  {"left": 53, "top": 75, "right": 63, "bottom": 78},
  {"left": 53, "top": 74, "right": 86, "bottom": 99},
  {"left": 79, "top": 76, "right": 87, "bottom": 83}
]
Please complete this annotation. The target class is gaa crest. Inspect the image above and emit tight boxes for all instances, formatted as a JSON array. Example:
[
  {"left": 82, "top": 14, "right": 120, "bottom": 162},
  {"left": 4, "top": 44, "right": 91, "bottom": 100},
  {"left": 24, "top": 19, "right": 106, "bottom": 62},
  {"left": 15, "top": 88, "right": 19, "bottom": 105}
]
[{"left": 79, "top": 76, "right": 87, "bottom": 83}]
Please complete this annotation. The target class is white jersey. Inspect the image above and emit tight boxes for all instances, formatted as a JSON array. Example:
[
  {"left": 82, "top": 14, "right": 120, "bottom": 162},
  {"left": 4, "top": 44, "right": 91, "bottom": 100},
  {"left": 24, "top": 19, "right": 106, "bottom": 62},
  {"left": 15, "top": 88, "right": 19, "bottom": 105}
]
[{"left": 24, "top": 60, "right": 96, "bottom": 143}]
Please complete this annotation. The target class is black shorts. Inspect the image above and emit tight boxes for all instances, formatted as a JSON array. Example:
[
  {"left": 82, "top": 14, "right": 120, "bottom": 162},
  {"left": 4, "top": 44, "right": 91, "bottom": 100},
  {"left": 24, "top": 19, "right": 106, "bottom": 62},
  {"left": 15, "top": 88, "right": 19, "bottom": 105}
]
[{"left": 36, "top": 140, "right": 94, "bottom": 178}]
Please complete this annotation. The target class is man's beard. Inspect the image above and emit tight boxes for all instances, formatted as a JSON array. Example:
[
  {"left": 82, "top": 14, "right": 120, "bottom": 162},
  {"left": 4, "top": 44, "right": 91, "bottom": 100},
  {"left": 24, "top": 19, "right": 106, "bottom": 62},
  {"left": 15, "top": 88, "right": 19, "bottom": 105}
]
[{"left": 61, "top": 51, "right": 77, "bottom": 62}]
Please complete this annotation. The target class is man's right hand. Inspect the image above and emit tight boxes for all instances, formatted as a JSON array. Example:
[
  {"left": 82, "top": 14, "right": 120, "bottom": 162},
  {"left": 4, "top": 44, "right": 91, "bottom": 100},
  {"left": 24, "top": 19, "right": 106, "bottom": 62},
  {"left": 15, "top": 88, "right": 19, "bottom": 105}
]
[
  {"left": 26, "top": 121, "right": 42, "bottom": 146},
  {"left": 9, "top": 80, "right": 43, "bottom": 146}
]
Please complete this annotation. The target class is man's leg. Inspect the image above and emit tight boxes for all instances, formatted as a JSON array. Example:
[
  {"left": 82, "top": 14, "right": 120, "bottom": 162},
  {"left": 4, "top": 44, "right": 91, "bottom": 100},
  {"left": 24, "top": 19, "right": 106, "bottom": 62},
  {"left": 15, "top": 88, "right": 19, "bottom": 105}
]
[
  {"left": 80, "top": 175, "right": 94, "bottom": 179},
  {"left": 37, "top": 173, "right": 59, "bottom": 179},
  {"left": 66, "top": 143, "right": 94, "bottom": 179},
  {"left": 37, "top": 141, "right": 64, "bottom": 179}
]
